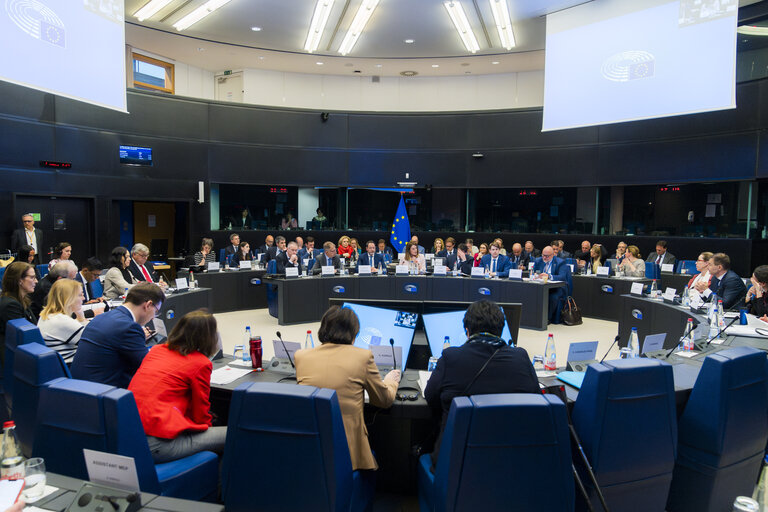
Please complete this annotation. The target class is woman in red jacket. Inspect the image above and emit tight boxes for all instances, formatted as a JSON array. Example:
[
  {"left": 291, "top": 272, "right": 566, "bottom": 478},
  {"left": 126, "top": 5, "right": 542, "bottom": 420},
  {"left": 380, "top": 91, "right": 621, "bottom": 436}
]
[{"left": 129, "top": 310, "right": 225, "bottom": 463}]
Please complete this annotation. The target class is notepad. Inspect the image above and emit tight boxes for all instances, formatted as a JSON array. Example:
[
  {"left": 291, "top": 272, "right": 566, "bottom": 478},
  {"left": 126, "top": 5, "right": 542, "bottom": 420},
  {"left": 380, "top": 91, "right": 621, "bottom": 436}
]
[
  {"left": 0, "top": 479, "right": 24, "bottom": 510},
  {"left": 557, "top": 371, "right": 586, "bottom": 389},
  {"left": 210, "top": 366, "right": 252, "bottom": 385}
]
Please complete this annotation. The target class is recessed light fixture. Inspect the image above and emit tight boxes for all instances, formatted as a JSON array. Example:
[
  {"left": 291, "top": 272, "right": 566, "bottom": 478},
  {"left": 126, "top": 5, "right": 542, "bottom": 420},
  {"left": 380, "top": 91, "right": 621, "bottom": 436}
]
[
  {"left": 316, "top": 61, "right": 324, "bottom": 65},
  {"left": 251, "top": 26, "right": 262, "bottom": 31},
  {"left": 431, "top": 64, "right": 439, "bottom": 68},
  {"left": 404, "top": 39, "right": 414, "bottom": 44},
  {"left": 400, "top": 70, "right": 418, "bottom": 76},
  {"left": 375, "top": 64, "right": 382, "bottom": 68},
  {"left": 492, "top": 61, "right": 499, "bottom": 65},
  {"left": 461, "top": 62, "right": 470, "bottom": 66},
  {"left": 344, "top": 63, "right": 354, "bottom": 67}
]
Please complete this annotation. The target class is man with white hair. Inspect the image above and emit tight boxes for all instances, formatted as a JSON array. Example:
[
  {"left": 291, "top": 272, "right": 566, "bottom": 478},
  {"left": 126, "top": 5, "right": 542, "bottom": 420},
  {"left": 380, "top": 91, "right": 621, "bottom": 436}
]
[
  {"left": 30, "top": 260, "right": 78, "bottom": 317},
  {"left": 129, "top": 243, "right": 167, "bottom": 288},
  {"left": 275, "top": 241, "right": 303, "bottom": 275}
]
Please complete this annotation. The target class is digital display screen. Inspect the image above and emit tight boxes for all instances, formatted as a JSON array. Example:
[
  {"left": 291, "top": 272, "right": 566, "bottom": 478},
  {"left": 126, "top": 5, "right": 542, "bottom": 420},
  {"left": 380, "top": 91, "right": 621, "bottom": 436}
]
[
  {"left": 119, "top": 145, "right": 153, "bottom": 166},
  {"left": 342, "top": 302, "right": 417, "bottom": 371},
  {"left": 422, "top": 308, "right": 513, "bottom": 360}
]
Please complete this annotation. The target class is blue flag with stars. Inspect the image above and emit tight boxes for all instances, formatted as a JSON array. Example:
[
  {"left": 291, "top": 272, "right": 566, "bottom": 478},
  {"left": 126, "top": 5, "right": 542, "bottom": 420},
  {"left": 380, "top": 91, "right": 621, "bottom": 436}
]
[{"left": 390, "top": 195, "right": 410, "bottom": 253}]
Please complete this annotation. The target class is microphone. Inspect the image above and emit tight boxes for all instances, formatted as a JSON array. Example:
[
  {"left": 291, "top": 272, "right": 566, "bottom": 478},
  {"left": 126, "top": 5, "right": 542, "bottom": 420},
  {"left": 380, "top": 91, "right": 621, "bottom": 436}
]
[
  {"left": 276, "top": 331, "right": 295, "bottom": 368},
  {"left": 664, "top": 319, "right": 698, "bottom": 359},
  {"left": 705, "top": 314, "right": 740, "bottom": 346},
  {"left": 389, "top": 338, "right": 397, "bottom": 370},
  {"left": 599, "top": 334, "right": 621, "bottom": 363}
]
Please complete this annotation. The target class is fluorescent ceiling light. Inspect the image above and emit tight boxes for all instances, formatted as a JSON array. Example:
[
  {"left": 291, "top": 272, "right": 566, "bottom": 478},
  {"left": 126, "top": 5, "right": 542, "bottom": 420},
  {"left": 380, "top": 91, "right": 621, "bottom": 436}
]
[
  {"left": 737, "top": 25, "right": 768, "bottom": 36},
  {"left": 304, "top": 0, "right": 335, "bottom": 53},
  {"left": 444, "top": 1, "right": 480, "bottom": 53},
  {"left": 338, "top": 0, "right": 380, "bottom": 56},
  {"left": 134, "top": 0, "right": 174, "bottom": 21},
  {"left": 489, "top": 0, "right": 515, "bottom": 50},
  {"left": 173, "top": 0, "right": 232, "bottom": 31}
]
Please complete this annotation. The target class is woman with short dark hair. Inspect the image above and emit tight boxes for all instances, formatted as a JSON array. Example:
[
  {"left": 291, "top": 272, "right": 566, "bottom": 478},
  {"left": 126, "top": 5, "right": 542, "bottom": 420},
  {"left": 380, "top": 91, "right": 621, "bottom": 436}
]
[
  {"left": 746, "top": 265, "right": 768, "bottom": 318},
  {"left": 0, "top": 262, "right": 38, "bottom": 365},
  {"left": 194, "top": 238, "right": 216, "bottom": 267},
  {"left": 103, "top": 246, "right": 136, "bottom": 300},
  {"left": 129, "top": 310, "right": 226, "bottom": 463},
  {"left": 295, "top": 306, "right": 400, "bottom": 471}
]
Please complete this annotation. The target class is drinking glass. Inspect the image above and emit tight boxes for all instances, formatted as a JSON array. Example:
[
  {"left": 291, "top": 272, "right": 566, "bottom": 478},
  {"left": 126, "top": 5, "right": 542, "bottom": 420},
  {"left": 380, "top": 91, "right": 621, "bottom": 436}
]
[{"left": 22, "top": 458, "right": 46, "bottom": 500}]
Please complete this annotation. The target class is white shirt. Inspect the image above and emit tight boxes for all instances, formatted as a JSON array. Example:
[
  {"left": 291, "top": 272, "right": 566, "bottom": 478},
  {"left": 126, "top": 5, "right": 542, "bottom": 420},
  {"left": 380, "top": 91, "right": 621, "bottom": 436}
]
[
  {"left": 25, "top": 228, "right": 38, "bottom": 252},
  {"left": 689, "top": 270, "right": 711, "bottom": 298}
]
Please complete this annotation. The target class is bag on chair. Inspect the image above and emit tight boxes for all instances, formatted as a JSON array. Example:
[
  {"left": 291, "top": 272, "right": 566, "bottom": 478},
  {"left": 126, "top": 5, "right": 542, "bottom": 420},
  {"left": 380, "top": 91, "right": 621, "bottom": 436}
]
[{"left": 561, "top": 296, "right": 583, "bottom": 326}]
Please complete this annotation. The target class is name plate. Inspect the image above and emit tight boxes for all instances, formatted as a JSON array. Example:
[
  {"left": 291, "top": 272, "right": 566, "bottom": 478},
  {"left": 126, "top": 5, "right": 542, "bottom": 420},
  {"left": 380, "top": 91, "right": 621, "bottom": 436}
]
[
  {"left": 358, "top": 265, "right": 372, "bottom": 275},
  {"left": 662, "top": 287, "right": 676, "bottom": 301},
  {"left": 303, "top": 259, "right": 310, "bottom": 268},
  {"left": 471, "top": 267, "right": 485, "bottom": 278},
  {"left": 433, "top": 265, "right": 447, "bottom": 275},
  {"left": 208, "top": 261, "right": 220, "bottom": 271},
  {"left": 434, "top": 258, "right": 444, "bottom": 266},
  {"left": 321, "top": 265, "right": 335, "bottom": 276},
  {"left": 175, "top": 278, "right": 188, "bottom": 290},
  {"left": 661, "top": 263, "right": 674, "bottom": 273},
  {"left": 597, "top": 266, "right": 610, "bottom": 276},
  {"left": 641, "top": 333, "right": 666, "bottom": 354},
  {"left": 84, "top": 449, "right": 140, "bottom": 492},
  {"left": 239, "top": 260, "right": 251, "bottom": 269},
  {"left": 371, "top": 345, "right": 403, "bottom": 370},
  {"left": 528, "top": 262, "right": 535, "bottom": 270},
  {"left": 395, "top": 265, "right": 409, "bottom": 275},
  {"left": 285, "top": 267, "right": 299, "bottom": 278},
  {"left": 509, "top": 269, "right": 523, "bottom": 280},
  {"left": 425, "top": 253, "right": 434, "bottom": 260},
  {"left": 630, "top": 282, "right": 644, "bottom": 295}
]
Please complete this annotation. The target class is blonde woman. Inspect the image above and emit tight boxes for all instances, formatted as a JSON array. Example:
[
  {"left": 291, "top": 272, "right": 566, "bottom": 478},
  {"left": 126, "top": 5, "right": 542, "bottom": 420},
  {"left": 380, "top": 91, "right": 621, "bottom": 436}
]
[
  {"left": 618, "top": 245, "right": 646, "bottom": 277},
  {"left": 431, "top": 238, "right": 445, "bottom": 255},
  {"left": 38, "top": 279, "right": 86, "bottom": 364},
  {"left": 338, "top": 236, "right": 354, "bottom": 259}
]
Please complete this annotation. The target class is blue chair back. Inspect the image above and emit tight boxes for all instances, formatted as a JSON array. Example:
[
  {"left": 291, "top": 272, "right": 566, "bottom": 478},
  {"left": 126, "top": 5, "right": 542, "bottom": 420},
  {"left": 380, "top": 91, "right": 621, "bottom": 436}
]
[
  {"left": 667, "top": 346, "right": 768, "bottom": 512},
  {"left": 12, "top": 343, "right": 69, "bottom": 456},
  {"left": 36, "top": 264, "right": 49, "bottom": 278},
  {"left": 0, "top": 267, "right": 5, "bottom": 287},
  {"left": 4, "top": 319, "right": 45, "bottom": 411},
  {"left": 426, "top": 394, "right": 573, "bottom": 512},
  {"left": 267, "top": 259, "right": 277, "bottom": 274},
  {"left": 266, "top": 259, "right": 278, "bottom": 318},
  {"left": 218, "top": 248, "right": 226, "bottom": 264},
  {"left": 645, "top": 261, "right": 660, "bottom": 279},
  {"left": 677, "top": 260, "right": 697, "bottom": 275},
  {"left": 222, "top": 383, "right": 356, "bottom": 512},
  {"left": 572, "top": 358, "right": 677, "bottom": 512},
  {"left": 90, "top": 278, "right": 104, "bottom": 299}
]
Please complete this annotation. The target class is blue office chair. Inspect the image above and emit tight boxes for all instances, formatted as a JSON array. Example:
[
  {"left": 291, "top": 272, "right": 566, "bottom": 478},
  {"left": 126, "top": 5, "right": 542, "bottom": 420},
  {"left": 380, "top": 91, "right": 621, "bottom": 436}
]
[
  {"left": 33, "top": 379, "right": 219, "bottom": 502},
  {"left": 418, "top": 394, "right": 573, "bottom": 512},
  {"left": 90, "top": 278, "right": 104, "bottom": 299},
  {"left": 676, "top": 260, "right": 697, "bottom": 275},
  {"left": 12, "top": 343, "right": 70, "bottom": 456},
  {"left": 571, "top": 358, "right": 677, "bottom": 512},
  {"left": 218, "top": 248, "right": 226, "bottom": 264},
  {"left": 645, "top": 261, "right": 660, "bottom": 280},
  {"left": 0, "top": 267, "right": 5, "bottom": 286},
  {"left": 266, "top": 259, "right": 278, "bottom": 318},
  {"left": 4, "top": 319, "right": 45, "bottom": 413},
  {"left": 667, "top": 346, "right": 768, "bottom": 512},
  {"left": 36, "top": 264, "right": 49, "bottom": 278},
  {"left": 222, "top": 382, "right": 375, "bottom": 512}
]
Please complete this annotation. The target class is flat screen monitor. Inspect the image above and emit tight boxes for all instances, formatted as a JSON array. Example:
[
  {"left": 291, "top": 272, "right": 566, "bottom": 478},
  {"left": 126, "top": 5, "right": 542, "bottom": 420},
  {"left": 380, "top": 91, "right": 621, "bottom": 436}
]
[
  {"left": 422, "top": 307, "right": 514, "bottom": 360},
  {"left": 341, "top": 302, "right": 417, "bottom": 371},
  {"left": 119, "top": 145, "right": 152, "bottom": 166}
]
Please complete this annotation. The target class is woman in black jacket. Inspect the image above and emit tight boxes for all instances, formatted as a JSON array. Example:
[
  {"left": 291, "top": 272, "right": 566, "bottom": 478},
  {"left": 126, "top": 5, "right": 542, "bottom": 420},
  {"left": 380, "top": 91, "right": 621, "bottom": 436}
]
[
  {"left": 746, "top": 265, "right": 768, "bottom": 317},
  {"left": 0, "top": 262, "right": 38, "bottom": 365}
]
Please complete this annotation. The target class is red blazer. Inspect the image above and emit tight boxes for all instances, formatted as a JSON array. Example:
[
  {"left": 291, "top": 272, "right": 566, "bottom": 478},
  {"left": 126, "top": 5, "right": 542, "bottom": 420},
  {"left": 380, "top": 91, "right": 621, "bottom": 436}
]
[
  {"left": 338, "top": 245, "right": 354, "bottom": 258},
  {"left": 128, "top": 344, "right": 212, "bottom": 439}
]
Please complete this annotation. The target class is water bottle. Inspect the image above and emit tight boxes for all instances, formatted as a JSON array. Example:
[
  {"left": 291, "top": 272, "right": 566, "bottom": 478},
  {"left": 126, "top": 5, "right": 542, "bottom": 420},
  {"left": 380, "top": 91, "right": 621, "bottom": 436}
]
[
  {"left": 304, "top": 330, "right": 314, "bottom": 349},
  {"left": 681, "top": 286, "right": 691, "bottom": 307},
  {"left": 189, "top": 271, "right": 196, "bottom": 289},
  {"left": 544, "top": 334, "right": 557, "bottom": 371},
  {"left": 628, "top": 327, "right": 639, "bottom": 358},
  {"left": 242, "top": 326, "right": 252, "bottom": 362},
  {"left": 453, "top": 260, "right": 458, "bottom": 277},
  {"left": 709, "top": 302, "right": 720, "bottom": 341},
  {"left": 378, "top": 261, "right": 384, "bottom": 276},
  {"left": 717, "top": 299, "right": 726, "bottom": 338},
  {"left": 443, "top": 336, "right": 451, "bottom": 350},
  {"left": 684, "top": 317, "right": 695, "bottom": 351},
  {"left": 650, "top": 279, "right": 658, "bottom": 298},
  {"left": 0, "top": 421, "right": 25, "bottom": 480},
  {"left": 586, "top": 263, "right": 592, "bottom": 275}
]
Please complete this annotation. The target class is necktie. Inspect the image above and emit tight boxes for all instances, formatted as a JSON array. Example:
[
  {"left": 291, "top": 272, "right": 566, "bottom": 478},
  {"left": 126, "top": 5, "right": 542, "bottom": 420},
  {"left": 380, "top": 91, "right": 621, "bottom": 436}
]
[
  {"left": 492, "top": 258, "right": 497, "bottom": 273},
  {"left": 140, "top": 265, "right": 153, "bottom": 283},
  {"left": 82, "top": 277, "right": 90, "bottom": 301},
  {"left": 656, "top": 255, "right": 662, "bottom": 265}
]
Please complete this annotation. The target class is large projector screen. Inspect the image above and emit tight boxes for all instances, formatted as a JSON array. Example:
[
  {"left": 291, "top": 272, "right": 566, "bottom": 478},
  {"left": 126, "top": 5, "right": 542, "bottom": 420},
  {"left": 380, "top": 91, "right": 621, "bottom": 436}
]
[
  {"left": 542, "top": 0, "right": 738, "bottom": 132},
  {"left": 0, "top": 0, "right": 126, "bottom": 112}
]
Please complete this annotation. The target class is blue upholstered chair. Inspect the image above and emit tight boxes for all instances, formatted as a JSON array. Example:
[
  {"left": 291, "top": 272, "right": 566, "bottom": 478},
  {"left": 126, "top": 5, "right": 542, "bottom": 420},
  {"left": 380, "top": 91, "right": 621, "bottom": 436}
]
[
  {"left": 33, "top": 378, "right": 219, "bottom": 502},
  {"left": 645, "top": 261, "right": 660, "bottom": 280},
  {"left": 218, "top": 248, "right": 226, "bottom": 264},
  {"left": 36, "top": 264, "right": 49, "bottom": 278},
  {"left": 667, "top": 346, "right": 768, "bottom": 512},
  {"left": 222, "top": 382, "right": 375, "bottom": 512},
  {"left": 12, "top": 343, "right": 69, "bottom": 456},
  {"left": 90, "top": 278, "right": 103, "bottom": 299},
  {"left": 4, "top": 319, "right": 45, "bottom": 412},
  {"left": 418, "top": 394, "right": 573, "bottom": 512},
  {"left": 266, "top": 259, "right": 278, "bottom": 318},
  {"left": 571, "top": 358, "right": 677, "bottom": 512},
  {"left": 676, "top": 260, "right": 697, "bottom": 275}
]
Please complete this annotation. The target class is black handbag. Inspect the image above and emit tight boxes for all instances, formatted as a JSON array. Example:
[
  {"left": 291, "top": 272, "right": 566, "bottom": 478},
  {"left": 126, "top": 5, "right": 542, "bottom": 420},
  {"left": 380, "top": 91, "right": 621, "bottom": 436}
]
[{"left": 561, "top": 296, "right": 583, "bottom": 326}]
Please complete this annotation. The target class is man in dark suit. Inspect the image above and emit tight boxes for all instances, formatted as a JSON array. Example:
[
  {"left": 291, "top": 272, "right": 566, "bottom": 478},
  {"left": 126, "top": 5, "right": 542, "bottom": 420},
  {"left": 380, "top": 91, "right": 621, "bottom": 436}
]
[
  {"left": 225, "top": 233, "right": 240, "bottom": 259},
  {"left": 30, "top": 261, "right": 77, "bottom": 317},
  {"left": 312, "top": 242, "right": 341, "bottom": 275},
  {"left": 480, "top": 242, "right": 513, "bottom": 278},
  {"left": 436, "top": 237, "right": 457, "bottom": 260},
  {"left": 266, "top": 236, "right": 286, "bottom": 263},
  {"left": 128, "top": 243, "right": 163, "bottom": 286},
  {"left": 694, "top": 252, "right": 746, "bottom": 310},
  {"left": 450, "top": 243, "right": 474, "bottom": 275},
  {"left": 376, "top": 239, "right": 394, "bottom": 264},
  {"left": 533, "top": 246, "right": 571, "bottom": 323},
  {"left": 424, "top": 300, "right": 540, "bottom": 467},
  {"left": 298, "top": 236, "right": 321, "bottom": 261},
  {"left": 76, "top": 257, "right": 105, "bottom": 306},
  {"left": 358, "top": 240, "right": 385, "bottom": 273},
  {"left": 258, "top": 234, "right": 274, "bottom": 258},
  {"left": 11, "top": 213, "right": 43, "bottom": 264},
  {"left": 508, "top": 243, "right": 529, "bottom": 270},
  {"left": 71, "top": 283, "right": 164, "bottom": 388},
  {"left": 275, "top": 241, "right": 304, "bottom": 275},
  {"left": 552, "top": 240, "right": 571, "bottom": 259},
  {"left": 646, "top": 240, "right": 676, "bottom": 267},
  {"left": 523, "top": 241, "right": 540, "bottom": 261}
]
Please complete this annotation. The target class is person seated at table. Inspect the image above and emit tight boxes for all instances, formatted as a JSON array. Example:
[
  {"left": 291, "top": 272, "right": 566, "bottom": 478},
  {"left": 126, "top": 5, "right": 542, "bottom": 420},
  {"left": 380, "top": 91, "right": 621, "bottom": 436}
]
[
  {"left": 312, "top": 242, "right": 341, "bottom": 274},
  {"left": 76, "top": 257, "right": 106, "bottom": 310},
  {"left": 473, "top": 243, "right": 488, "bottom": 267},
  {"left": 17, "top": 245, "right": 38, "bottom": 277},
  {"left": 276, "top": 241, "right": 304, "bottom": 275},
  {"left": 532, "top": 246, "right": 570, "bottom": 323},
  {"left": 453, "top": 243, "right": 474, "bottom": 275},
  {"left": 376, "top": 239, "right": 394, "bottom": 263},
  {"left": 508, "top": 243, "right": 529, "bottom": 270},
  {"left": 613, "top": 241, "right": 628, "bottom": 264},
  {"left": 349, "top": 238, "right": 361, "bottom": 261},
  {"left": 684, "top": 252, "right": 713, "bottom": 299},
  {"left": 281, "top": 212, "right": 298, "bottom": 230},
  {"left": 403, "top": 242, "right": 426, "bottom": 273},
  {"left": 574, "top": 240, "right": 591, "bottom": 264},
  {"left": 480, "top": 242, "right": 512, "bottom": 278},
  {"left": 232, "top": 241, "right": 253, "bottom": 266},
  {"left": 0, "top": 262, "right": 38, "bottom": 364},
  {"left": 584, "top": 245, "right": 606, "bottom": 274},
  {"left": 193, "top": 238, "right": 216, "bottom": 268},
  {"left": 436, "top": 237, "right": 456, "bottom": 260},
  {"left": 37, "top": 279, "right": 87, "bottom": 364},
  {"left": 313, "top": 208, "right": 327, "bottom": 224},
  {"left": 524, "top": 240, "right": 540, "bottom": 260},
  {"left": 48, "top": 242, "right": 72, "bottom": 270},
  {"left": 465, "top": 238, "right": 479, "bottom": 256},
  {"left": 551, "top": 240, "right": 571, "bottom": 259},
  {"left": 409, "top": 235, "right": 426, "bottom": 255},
  {"left": 295, "top": 305, "right": 400, "bottom": 470},
  {"left": 103, "top": 246, "right": 137, "bottom": 300},
  {"left": 646, "top": 240, "right": 676, "bottom": 266},
  {"left": 129, "top": 244, "right": 165, "bottom": 288},
  {"left": 299, "top": 236, "right": 320, "bottom": 261},
  {"left": 337, "top": 236, "right": 354, "bottom": 261},
  {"left": 694, "top": 252, "right": 746, "bottom": 310},
  {"left": 358, "top": 240, "right": 385, "bottom": 273},
  {"left": 745, "top": 265, "right": 768, "bottom": 317},
  {"left": 225, "top": 233, "right": 240, "bottom": 259},
  {"left": 617, "top": 245, "right": 645, "bottom": 277},
  {"left": 431, "top": 238, "right": 445, "bottom": 255},
  {"left": 30, "top": 261, "right": 77, "bottom": 317},
  {"left": 424, "top": 300, "right": 539, "bottom": 468},
  {"left": 129, "top": 310, "right": 227, "bottom": 463},
  {"left": 492, "top": 238, "right": 507, "bottom": 256},
  {"left": 258, "top": 234, "right": 274, "bottom": 257}
]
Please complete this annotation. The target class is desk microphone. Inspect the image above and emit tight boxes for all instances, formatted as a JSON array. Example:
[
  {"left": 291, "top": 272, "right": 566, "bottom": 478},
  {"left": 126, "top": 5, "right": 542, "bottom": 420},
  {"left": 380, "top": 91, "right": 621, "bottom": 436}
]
[
  {"left": 276, "top": 331, "right": 295, "bottom": 368},
  {"left": 664, "top": 319, "right": 698, "bottom": 359},
  {"left": 389, "top": 338, "right": 397, "bottom": 370},
  {"left": 599, "top": 334, "right": 621, "bottom": 363},
  {"left": 705, "top": 314, "right": 740, "bottom": 346}
]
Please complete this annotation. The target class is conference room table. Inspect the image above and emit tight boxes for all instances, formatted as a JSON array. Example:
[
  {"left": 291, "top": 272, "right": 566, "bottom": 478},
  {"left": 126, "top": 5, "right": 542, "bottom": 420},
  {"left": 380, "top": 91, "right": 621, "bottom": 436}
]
[
  {"left": 157, "top": 287, "right": 213, "bottom": 332},
  {"left": 177, "top": 268, "right": 268, "bottom": 313},
  {"left": 571, "top": 275, "right": 652, "bottom": 320},
  {"left": 263, "top": 274, "right": 566, "bottom": 330}
]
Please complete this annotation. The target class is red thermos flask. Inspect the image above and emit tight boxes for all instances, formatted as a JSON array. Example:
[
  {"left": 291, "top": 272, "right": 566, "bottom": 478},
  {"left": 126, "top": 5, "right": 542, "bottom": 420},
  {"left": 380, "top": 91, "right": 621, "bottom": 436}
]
[{"left": 250, "top": 336, "right": 264, "bottom": 371}]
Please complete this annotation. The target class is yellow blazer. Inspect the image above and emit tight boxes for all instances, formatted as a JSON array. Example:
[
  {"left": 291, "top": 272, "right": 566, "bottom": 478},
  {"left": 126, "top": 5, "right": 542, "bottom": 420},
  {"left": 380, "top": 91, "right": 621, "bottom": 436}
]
[{"left": 295, "top": 343, "right": 398, "bottom": 470}]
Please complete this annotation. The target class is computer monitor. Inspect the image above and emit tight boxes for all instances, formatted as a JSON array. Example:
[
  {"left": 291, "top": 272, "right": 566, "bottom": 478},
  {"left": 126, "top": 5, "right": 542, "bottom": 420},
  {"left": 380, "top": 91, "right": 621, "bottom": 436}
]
[
  {"left": 341, "top": 302, "right": 418, "bottom": 371},
  {"left": 422, "top": 306, "right": 515, "bottom": 360}
]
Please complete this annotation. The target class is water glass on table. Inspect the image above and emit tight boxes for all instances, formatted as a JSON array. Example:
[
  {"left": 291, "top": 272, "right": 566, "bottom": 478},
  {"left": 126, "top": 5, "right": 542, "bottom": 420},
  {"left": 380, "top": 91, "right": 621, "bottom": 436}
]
[{"left": 22, "top": 457, "right": 45, "bottom": 500}]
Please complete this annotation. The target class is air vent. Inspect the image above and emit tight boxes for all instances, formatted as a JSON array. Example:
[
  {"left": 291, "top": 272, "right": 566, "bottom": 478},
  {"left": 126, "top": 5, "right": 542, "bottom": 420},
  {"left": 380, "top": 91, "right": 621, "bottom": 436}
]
[
  {"left": 371, "top": 76, "right": 380, "bottom": 83},
  {"left": 400, "top": 70, "right": 418, "bottom": 77}
]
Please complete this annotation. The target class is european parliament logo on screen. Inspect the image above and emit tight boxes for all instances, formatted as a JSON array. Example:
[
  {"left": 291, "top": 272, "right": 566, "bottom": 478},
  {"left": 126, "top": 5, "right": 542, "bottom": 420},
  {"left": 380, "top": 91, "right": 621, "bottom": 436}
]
[
  {"left": 601, "top": 51, "right": 655, "bottom": 82},
  {"left": 6, "top": 0, "right": 65, "bottom": 48}
]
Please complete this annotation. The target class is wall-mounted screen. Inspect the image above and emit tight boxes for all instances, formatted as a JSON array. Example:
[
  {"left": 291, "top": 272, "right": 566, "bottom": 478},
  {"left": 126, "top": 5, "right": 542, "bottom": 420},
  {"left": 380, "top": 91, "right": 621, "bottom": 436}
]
[{"left": 120, "top": 145, "right": 152, "bottom": 166}]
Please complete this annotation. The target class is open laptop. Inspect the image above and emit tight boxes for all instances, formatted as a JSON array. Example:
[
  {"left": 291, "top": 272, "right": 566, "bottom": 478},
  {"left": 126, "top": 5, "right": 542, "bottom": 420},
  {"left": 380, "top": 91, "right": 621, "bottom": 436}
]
[
  {"left": 342, "top": 302, "right": 417, "bottom": 372},
  {"left": 422, "top": 307, "right": 515, "bottom": 360}
]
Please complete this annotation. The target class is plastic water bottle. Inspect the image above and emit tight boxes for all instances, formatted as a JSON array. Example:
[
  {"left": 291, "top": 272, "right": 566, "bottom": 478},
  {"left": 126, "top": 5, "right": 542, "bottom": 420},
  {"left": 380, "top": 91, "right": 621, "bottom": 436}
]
[
  {"left": 453, "top": 260, "right": 458, "bottom": 277},
  {"left": 304, "top": 330, "right": 314, "bottom": 349},
  {"left": 709, "top": 302, "right": 720, "bottom": 341},
  {"left": 0, "top": 421, "right": 24, "bottom": 480},
  {"left": 443, "top": 336, "right": 451, "bottom": 350},
  {"left": 681, "top": 286, "right": 691, "bottom": 307},
  {"left": 650, "top": 279, "right": 658, "bottom": 298},
  {"left": 242, "top": 326, "right": 252, "bottom": 362},
  {"left": 378, "top": 261, "right": 384, "bottom": 276},
  {"left": 544, "top": 334, "right": 557, "bottom": 370},
  {"left": 684, "top": 318, "right": 696, "bottom": 351},
  {"left": 717, "top": 299, "right": 726, "bottom": 338},
  {"left": 189, "top": 271, "right": 196, "bottom": 289},
  {"left": 628, "top": 327, "right": 639, "bottom": 358}
]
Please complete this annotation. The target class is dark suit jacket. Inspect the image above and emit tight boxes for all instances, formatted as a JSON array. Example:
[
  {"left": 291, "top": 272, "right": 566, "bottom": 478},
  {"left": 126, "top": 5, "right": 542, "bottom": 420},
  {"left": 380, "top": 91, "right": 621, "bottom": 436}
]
[
  {"left": 707, "top": 270, "right": 747, "bottom": 310},
  {"left": 275, "top": 251, "right": 304, "bottom": 275},
  {"left": 30, "top": 273, "right": 58, "bottom": 317},
  {"left": 507, "top": 253, "right": 530, "bottom": 269},
  {"left": 524, "top": 249, "right": 541, "bottom": 261},
  {"left": 357, "top": 252, "right": 384, "bottom": 270},
  {"left": 646, "top": 251, "right": 677, "bottom": 266},
  {"left": 574, "top": 250, "right": 590, "bottom": 262},
  {"left": 128, "top": 260, "right": 157, "bottom": 283},
  {"left": 376, "top": 250, "right": 393, "bottom": 264},
  {"left": 480, "top": 254, "right": 513, "bottom": 277},
  {"left": 71, "top": 306, "right": 147, "bottom": 389},
  {"left": 456, "top": 257, "right": 474, "bottom": 276},
  {"left": 532, "top": 257, "right": 569, "bottom": 281},
  {"left": 311, "top": 254, "right": 340, "bottom": 275},
  {"left": 258, "top": 244, "right": 272, "bottom": 255},
  {"left": 224, "top": 244, "right": 239, "bottom": 257},
  {"left": 559, "top": 250, "right": 572, "bottom": 259},
  {"left": 265, "top": 246, "right": 282, "bottom": 263},
  {"left": 298, "top": 248, "right": 321, "bottom": 261},
  {"left": 11, "top": 228, "right": 43, "bottom": 260},
  {"left": 75, "top": 272, "right": 95, "bottom": 302},
  {"left": 0, "top": 296, "right": 37, "bottom": 366}
]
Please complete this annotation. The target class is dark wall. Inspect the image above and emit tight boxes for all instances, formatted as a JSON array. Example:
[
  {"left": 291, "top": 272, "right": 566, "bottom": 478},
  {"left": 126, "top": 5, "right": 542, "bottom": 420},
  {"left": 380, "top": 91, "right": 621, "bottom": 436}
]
[{"left": 1, "top": 78, "right": 768, "bottom": 263}]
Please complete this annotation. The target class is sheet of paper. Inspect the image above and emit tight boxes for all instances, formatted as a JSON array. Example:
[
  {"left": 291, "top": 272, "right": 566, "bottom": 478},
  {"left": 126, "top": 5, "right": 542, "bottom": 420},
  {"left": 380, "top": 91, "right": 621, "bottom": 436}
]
[
  {"left": 705, "top": 204, "right": 717, "bottom": 217},
  {"left": 0, "top": 480, "right": 23, "bottom": 510},
  {"left": 210, "top": 366, "right": 253, "bottom": 385},
  {"left": 83, "top": 449, "right": 140, "bottom": 492}
]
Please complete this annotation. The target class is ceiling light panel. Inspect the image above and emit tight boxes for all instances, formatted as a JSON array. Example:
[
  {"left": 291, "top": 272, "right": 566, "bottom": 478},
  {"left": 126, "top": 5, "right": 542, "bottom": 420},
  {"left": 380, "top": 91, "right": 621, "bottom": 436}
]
[
  {"left": 338, "top": 0, "right": 380, "bottom": 56},
  {"left": 304, "top": 0, "right": 335, "bottom": 53},
  {"left": 133, "top": 0, "right": 174, "bottom": 21},
  {"left": 173, "top": 0, "right": 232, "bottom": 31},
  {"left": 444, "top": 1, "right": 480, "bottom": 53},
  {"left": 489, "top": 0, "right": 515, "bottom": 50}
]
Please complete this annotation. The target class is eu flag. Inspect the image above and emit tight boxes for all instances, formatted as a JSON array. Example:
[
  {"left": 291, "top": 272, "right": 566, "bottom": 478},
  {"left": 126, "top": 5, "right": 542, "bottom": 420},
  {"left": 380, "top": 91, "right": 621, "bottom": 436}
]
[{"left": 390, "top": 195, "right": 410, "bottom": 253}]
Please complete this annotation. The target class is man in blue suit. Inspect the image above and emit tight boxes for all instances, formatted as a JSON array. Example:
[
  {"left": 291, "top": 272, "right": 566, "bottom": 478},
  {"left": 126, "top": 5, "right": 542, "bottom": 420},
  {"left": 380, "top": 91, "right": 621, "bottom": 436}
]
[
  {"left": 532, "top": 246, "right": 571, "bottom": 324},
  {"left": 694, "top": 252, "right": 746, "bottom": 310},
  {"left": 480, "top": 242, "right": 513, "bottom": 278},
  {"left": 376, "top": 239, "right": 394, "bottom": 264},
  {"left": 298, "top": 236, "right": 321, "bottom": 261},
  {"left": 358, "top": 240, "right": 385, "bottom": 273},
  {"left": 71, "top": 283, "right": 164, "bottom": 388}
]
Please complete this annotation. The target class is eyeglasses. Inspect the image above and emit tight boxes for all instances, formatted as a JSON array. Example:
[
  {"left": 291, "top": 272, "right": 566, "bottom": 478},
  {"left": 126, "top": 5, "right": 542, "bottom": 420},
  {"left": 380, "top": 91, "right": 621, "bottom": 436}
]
[{"left": 151, "top": 302, "right": 162, "bottom": 317}]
